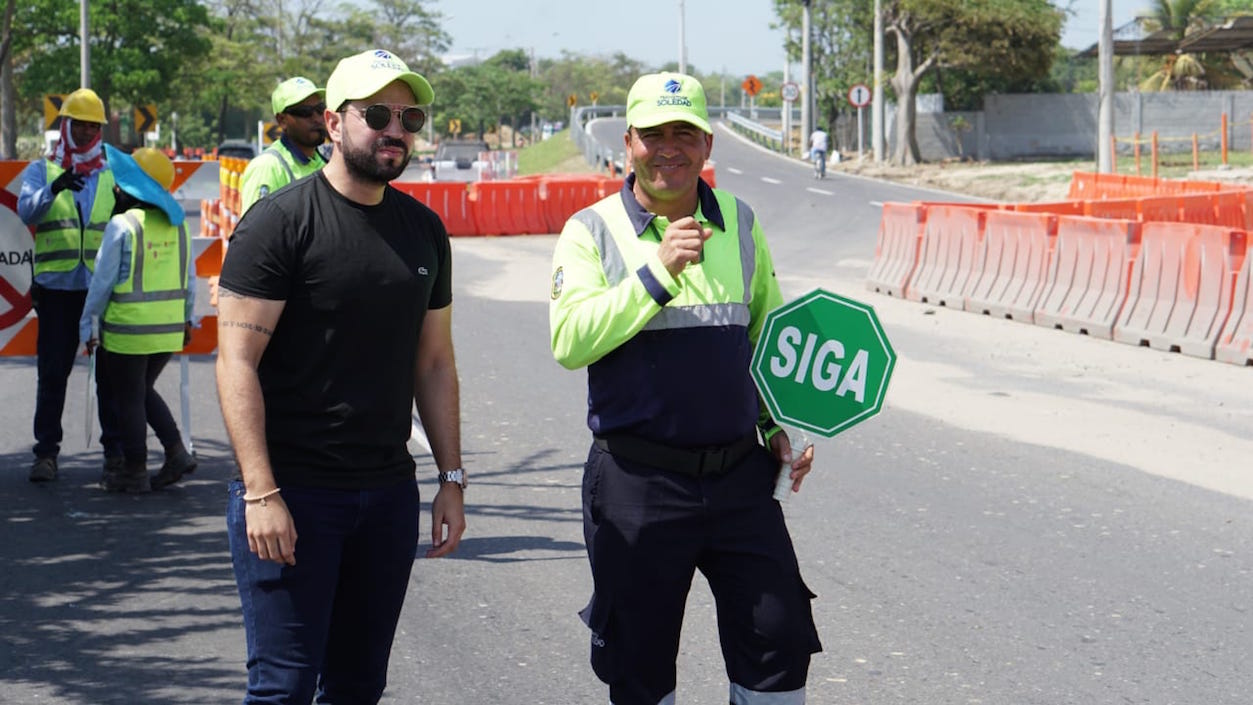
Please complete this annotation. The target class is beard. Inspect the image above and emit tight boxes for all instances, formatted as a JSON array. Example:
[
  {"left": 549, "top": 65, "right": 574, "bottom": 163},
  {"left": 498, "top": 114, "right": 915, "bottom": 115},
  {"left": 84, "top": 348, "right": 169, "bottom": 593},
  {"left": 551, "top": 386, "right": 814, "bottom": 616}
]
[
  {"left": 289, "top": 127, "right": 327, "bottom": 150},
  {"left": 341, "top": 134, "right": 412, "bottom": 185}
]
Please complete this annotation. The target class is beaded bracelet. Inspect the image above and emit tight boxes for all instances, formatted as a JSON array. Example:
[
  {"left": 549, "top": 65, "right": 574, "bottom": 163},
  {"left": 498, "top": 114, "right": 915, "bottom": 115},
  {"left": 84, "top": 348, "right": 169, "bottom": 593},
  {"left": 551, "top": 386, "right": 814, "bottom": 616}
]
[{"left": 242, "top": 487, "right": 282, "bottom": 506}]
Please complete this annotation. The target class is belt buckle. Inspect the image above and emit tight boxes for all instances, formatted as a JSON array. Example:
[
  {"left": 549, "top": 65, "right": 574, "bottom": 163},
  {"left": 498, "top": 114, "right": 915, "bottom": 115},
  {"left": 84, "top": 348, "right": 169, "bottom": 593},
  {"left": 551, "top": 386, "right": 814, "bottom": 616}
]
[{"left": 698, "top": 446, "right": 728, "bottom": 476}]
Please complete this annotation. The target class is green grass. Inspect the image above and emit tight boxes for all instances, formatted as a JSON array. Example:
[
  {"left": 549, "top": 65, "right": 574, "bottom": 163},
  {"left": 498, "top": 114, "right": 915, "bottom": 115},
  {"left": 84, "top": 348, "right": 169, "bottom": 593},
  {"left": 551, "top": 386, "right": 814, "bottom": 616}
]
[{"left": 516, "top": 129, "right": 601, "bottom": 176}]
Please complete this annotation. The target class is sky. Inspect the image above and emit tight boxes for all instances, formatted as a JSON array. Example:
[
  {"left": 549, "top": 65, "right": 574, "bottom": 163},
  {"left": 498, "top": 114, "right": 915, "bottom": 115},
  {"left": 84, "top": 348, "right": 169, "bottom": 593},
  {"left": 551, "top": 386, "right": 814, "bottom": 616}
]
[{"left": 432, "top": 1, "right": 1152, "bottom": 79}]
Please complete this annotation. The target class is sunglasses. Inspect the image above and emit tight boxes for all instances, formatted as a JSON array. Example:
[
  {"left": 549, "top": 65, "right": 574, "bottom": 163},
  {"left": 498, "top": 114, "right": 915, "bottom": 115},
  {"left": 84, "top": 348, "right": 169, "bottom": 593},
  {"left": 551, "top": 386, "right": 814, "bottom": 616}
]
[
  {"left": 340, "top": 104, "right": 426, "bottom": 133},
  {"left": 284, "top": 103, "right": 326, "bottom": 119}
]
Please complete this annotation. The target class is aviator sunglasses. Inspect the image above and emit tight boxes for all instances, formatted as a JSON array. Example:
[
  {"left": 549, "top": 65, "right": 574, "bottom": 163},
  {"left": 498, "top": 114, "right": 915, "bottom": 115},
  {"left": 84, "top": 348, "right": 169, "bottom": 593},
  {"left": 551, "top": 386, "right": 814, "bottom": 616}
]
[
  {"left": 283, "top": 102, "right": 326, "bottom": 118},
  {"left": 339, "top": 103, "right": 426, "bottom": 133}
]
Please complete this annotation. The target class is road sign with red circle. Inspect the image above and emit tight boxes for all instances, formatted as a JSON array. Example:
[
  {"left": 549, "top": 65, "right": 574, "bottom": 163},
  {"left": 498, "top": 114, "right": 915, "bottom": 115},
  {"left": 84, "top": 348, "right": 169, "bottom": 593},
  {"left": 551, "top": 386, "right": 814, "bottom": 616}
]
[
  {"left": 781, "top": 81, "right": 800, "bottom": 102},
  {"left": 848, "top": 83, "right": 872, "bottom": 108},
  {"left": 0, "top": 169, "right": 35, "bottom": 330}
]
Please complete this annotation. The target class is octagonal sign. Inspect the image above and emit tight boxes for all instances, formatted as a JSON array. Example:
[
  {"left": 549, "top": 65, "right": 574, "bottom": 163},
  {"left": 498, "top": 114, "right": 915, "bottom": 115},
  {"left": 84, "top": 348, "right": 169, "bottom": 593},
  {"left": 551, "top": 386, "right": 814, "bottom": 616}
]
[{"left": 751, "top": 289, "right": 896, "bottom": 438}]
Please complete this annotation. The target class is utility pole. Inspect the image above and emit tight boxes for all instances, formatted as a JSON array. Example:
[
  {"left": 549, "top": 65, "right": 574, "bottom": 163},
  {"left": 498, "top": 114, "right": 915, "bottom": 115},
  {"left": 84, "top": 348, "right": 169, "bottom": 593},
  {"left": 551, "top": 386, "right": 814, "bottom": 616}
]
[
  {"left": 79, "top": 0, "right": 89, "bottom": 87},
  {"left": 872, "top": 0, "right": 884, "bottom": 162},
  {"left": 801, "top": 0, "right": 811, "bottom": 153},
  {"left": 678, "top": 0, "right": 687, "bottom": 74},
  {"left": 1098, "top": 0, "right": 1114, "bottom": 172}
]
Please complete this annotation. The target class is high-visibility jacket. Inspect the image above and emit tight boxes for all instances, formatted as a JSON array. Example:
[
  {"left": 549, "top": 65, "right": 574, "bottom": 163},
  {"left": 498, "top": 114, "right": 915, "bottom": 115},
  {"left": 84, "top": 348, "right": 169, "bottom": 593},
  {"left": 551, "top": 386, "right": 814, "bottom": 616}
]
[
  {"left": 34, "top": 162, "right": 115, "bottom": 277},
  {"left": 238, "top": 137, "right": 326, "bottom": 214},
  {"left": 101, "top": 209, "right": 190, "bottom": 355},
  {"left": 549, "top": 177, "right": 784, "bottom": 448}
]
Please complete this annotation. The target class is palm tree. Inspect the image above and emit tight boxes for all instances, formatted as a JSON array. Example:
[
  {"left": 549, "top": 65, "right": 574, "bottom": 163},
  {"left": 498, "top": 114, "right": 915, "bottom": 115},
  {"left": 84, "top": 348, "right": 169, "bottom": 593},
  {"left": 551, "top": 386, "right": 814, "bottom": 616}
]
[{"left": 1135, "top": 0, "right": 1227, "bottom": 90}]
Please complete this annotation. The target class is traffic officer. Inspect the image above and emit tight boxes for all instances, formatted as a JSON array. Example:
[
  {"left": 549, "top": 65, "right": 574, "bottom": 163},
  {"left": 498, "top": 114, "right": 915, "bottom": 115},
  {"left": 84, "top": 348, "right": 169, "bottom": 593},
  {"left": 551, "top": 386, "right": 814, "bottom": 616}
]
[
  {"left": 549, "top": 72, "right": 821, "bottom": 705},
  {"left": 79, "top": 146, "right": 196, "bottom": 494},
  {"left": 17, "top": 87, "right": 117, "bottom": 483},
  {"left": 238, "top": 76, "right": 328, "bottom": 215}
]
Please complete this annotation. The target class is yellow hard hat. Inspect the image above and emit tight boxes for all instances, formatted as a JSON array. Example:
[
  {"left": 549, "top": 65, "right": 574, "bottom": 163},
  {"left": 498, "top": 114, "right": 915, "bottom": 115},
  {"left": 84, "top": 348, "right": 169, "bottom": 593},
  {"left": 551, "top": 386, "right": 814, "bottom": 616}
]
[
  {"left": 131, "top": 147, "right": 175, "bottom": 191},
  {"left": 59, "top": 88, "right": 107, "bottom": 124}
]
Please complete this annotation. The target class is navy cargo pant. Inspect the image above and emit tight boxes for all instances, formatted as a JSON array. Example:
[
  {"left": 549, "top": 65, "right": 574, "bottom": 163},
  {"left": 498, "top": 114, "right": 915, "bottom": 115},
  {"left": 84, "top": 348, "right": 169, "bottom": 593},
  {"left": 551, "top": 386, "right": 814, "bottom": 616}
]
[{"left": 580, "top": 441, "right": 822, "bottom": 705}]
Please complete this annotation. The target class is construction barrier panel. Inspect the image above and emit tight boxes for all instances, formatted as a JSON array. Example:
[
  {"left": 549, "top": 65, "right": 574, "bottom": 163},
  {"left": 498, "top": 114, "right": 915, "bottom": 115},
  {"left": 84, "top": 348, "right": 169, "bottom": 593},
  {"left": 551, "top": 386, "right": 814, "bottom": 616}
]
[
  {"left": 865, "top": 202, "right": 925, "bottom": 298},
  {"left": 539, "top": 176, "right": 606, "bottom": 233},
  {"left": 905, "top": 204, "right": 985, "bottom": 308},
  {"left": 1033, "top": 216, "right": 1140, "bottom": 339},
  {"left": 1215, "top": 248, "right": 1253, "bottom": 365},
  {"left": 598, "top": 177, "right": 625, "bottom": 199},
  {"left": 1066, "top": 171, "right": 1098, "bottom": 200},
  {"left": 965, "top": 210, "right": 1057, "bottom": 322},
  {"left": 392, "top": 182, "right": 479, "bottom": 236},
  {"left": 468, "top": 180, "right": 547, "bottom": 235},
  {"left": 1113, "top": 222, "right": 1247, "bottom": 359},
  {"left": 1, "top": 160, "right": 35, "bottom": 355},
  {"left": 1012, "top": 201, "right": 1086, "bottom": 216},
  {"left": 1086, "top": 197, "right": 1143, "bottom": 221}
]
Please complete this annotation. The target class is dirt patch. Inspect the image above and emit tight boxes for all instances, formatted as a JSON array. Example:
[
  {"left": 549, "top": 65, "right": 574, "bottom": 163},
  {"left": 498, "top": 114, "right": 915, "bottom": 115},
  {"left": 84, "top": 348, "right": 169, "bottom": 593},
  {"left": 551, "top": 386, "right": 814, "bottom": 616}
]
[{"left": 828, "top": 158, "right": 1088, "bottom": 203}]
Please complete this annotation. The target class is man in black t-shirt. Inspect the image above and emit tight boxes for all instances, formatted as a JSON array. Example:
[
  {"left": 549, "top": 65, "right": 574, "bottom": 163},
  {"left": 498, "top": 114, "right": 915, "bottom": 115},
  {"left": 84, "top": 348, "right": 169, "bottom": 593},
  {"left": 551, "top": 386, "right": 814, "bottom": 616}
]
[{"left": 216, "top": 48, "right": 466, "bottom": 704}]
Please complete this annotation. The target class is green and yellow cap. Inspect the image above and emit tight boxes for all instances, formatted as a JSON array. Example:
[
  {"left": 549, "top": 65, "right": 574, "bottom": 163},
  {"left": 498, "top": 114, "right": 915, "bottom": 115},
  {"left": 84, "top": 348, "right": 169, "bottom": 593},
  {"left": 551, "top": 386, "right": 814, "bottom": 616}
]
[
  {"left": 271, "top": 77, "right": 325, "bottom": 115},
  {"left": 625, "top": 72, "right": 711, "bottom": 134}
]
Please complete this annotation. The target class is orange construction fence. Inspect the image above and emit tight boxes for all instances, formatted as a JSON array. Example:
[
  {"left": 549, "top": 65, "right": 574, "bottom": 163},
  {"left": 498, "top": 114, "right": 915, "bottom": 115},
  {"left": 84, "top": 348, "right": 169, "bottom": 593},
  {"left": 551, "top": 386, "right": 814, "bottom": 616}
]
[{"left": 868, "top": 170, "right": 1253, "bottom": 365}]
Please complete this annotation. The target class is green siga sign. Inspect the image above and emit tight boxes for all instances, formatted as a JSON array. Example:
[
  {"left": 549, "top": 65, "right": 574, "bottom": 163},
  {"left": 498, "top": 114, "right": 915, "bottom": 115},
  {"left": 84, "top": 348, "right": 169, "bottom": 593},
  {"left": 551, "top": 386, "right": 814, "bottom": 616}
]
[{"left": 750, "top": 289, "right": 896, "bottom": 438}]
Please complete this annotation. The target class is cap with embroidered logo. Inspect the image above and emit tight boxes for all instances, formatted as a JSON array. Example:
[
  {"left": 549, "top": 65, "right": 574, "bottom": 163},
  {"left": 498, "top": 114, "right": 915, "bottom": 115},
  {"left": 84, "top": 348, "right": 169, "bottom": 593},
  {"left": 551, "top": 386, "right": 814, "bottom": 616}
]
[
  {"left": 626, "top": 72, "right": 711, "bottom": 134},
  {"left": 325, "top": 49, "right": 435, "bottom": 111},
  {"left": 272, "top": 77, "right": 325, "bottom": 116}
]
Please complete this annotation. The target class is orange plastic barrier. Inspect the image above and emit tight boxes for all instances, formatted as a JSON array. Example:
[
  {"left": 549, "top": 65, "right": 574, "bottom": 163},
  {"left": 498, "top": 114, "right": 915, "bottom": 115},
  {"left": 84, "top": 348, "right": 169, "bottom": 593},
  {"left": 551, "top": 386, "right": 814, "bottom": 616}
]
[
  {"left": 392, "top": 182, "right": 479, "bottom": 236},
  {"left": 965, "top": 210, "right": 1057, "bottom": 322},
  {"left": 1086, "top": 197, "right": 1143, "bottom": 221},
  {"left": 598, "top": 177, "right": 625, "bottom": 199},
  {"left": 701, "top": 163, "right": 717, "bottom": 188},
  {"left": 865, "top": 202, "right": 925, "bottom": 298},
  {"left": 1113, "top": 223, "right": 1247, "bottom": 358},
  {"left": 1216, "top": 249, "right": 1253, "bottom": 365},
  {"left": 905, "top": 204, "right": 986, "bottom": 308},
  {"left": 1033, "top": 216, "right": 1140, "bottom": 339},
  {"left": 0, "top": 317, "right": 37, "bottom": 355},
  {"left": 468, "top": 180, "right": 547, "bottom": 235},
  {"left": 1066, "top": 171, "right": 1098, "bottom": 200},
  {"left": 540, "top": 176, "right": 605, "bottom": 233},
  {"left": 1013, "top": 201, "right": 1086, "bottom": 216}
]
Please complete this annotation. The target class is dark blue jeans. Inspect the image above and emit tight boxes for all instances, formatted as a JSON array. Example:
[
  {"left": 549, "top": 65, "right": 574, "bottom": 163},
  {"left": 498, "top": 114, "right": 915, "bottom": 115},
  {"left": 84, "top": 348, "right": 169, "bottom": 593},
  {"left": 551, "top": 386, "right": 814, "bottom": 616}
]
[
  {"left": 32, "top": 286, "right": 86, "bottom": 459},
  {"left": 226, "top": 478, "right": 420, "bottom": 704}
]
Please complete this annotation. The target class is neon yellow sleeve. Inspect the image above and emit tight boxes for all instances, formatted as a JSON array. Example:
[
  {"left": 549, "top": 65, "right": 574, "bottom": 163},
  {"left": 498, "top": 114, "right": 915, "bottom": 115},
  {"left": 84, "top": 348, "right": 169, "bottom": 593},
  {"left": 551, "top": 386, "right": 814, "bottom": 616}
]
[
  {"left": 549, "top": 216, "right": 679, "bottom": 370},
  {"left": 238, "top": 153, "right": 288, "bottom": 215}
]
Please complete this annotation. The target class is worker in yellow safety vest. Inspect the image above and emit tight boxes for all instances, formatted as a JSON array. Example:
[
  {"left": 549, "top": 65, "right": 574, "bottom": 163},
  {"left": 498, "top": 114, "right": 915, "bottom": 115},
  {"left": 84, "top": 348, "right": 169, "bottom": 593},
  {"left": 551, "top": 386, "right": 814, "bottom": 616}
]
[
  {"left": 79, "top": 146, "right": 197, "bottom": 494},
  {"left": 17, "top": 87, "right": 117, "bottom": 483},
  {"left": 238, "top": 76, "right": 328, "bottom": 215}
]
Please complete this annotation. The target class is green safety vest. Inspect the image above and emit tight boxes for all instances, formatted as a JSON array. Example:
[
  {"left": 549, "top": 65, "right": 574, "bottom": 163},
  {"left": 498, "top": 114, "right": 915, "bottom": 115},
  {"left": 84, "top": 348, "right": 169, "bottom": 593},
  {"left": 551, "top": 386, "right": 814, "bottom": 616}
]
[
  {"left": 239, "top": 141, "right": 326, "bottom": 214},
  {"left": 101, "top": 209, "right": 190, "bottom": 355},
  {"left": 34, "top": 163, "right": 115, "bottom": 276}
]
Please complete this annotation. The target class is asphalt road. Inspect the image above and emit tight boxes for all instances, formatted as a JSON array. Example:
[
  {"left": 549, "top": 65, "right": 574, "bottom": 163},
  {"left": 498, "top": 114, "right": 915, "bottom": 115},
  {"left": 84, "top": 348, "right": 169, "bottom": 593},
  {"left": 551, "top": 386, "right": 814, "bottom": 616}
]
[{"left": 2, "top": 124, "right": 1250, "bottom": 704}]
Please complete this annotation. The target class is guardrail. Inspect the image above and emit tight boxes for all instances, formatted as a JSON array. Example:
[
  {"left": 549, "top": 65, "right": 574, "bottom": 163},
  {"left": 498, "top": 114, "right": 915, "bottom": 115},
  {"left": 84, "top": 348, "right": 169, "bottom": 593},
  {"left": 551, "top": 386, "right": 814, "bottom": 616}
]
[{"left": 725, "top": 112, "right": 784, "bottom": 151}]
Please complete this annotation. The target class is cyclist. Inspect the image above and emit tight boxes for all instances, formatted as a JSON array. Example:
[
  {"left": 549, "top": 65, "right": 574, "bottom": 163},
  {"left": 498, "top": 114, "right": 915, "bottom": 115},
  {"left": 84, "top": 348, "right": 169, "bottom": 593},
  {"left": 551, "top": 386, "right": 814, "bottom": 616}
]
[{"left": 809, "top": 127, "right": 829, "bottom": 179}]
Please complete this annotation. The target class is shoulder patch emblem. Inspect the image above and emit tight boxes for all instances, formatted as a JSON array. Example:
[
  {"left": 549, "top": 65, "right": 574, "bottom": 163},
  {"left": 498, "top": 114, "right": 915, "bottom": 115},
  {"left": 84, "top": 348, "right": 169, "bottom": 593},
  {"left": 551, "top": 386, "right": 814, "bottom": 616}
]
[
  {"left": 258, "top": 184, "right": 269, "bottom": 198},
  {"left": 551, "top": 266, "right": 564, "bottom": 300}
]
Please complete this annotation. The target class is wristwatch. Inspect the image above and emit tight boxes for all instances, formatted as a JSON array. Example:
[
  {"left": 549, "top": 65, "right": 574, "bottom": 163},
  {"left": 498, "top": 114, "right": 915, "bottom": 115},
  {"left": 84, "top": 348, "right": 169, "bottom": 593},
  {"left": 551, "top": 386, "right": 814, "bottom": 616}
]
[{"left": 438, "top": 468, "right": 467, "bottom": 489}]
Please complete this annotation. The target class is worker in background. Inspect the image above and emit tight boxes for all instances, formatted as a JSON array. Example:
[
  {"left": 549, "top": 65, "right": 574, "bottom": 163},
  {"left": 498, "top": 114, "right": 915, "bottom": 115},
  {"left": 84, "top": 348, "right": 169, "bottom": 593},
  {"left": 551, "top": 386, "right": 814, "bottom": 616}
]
[
  {"left": 238, "top": 76, "right": 328, "bottom": 215},
  {"left": 17, "top": 87, "right": 118, "bottom": 484},
  {"left": 79, "top": 146, "right": 196, "bottom": 493},
  {"left": 549, "top": 72, "right": 821, "bottom": 705}
]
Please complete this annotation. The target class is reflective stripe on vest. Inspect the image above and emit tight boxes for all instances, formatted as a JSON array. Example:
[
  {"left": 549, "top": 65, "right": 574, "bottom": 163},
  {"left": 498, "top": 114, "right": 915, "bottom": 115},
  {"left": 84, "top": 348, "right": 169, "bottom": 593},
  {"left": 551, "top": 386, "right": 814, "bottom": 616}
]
[
  {"left": 101, "top": 210, "right": 189, "bottom": 354},
  {"left": 569, "top": 190, "right": 758, "bottom": 332},
  {"left": 258, "top": 148, "right": 297, "bottom": 183},
  {"left": 34, "top": 164, "right": 115, "bottom": 275}
]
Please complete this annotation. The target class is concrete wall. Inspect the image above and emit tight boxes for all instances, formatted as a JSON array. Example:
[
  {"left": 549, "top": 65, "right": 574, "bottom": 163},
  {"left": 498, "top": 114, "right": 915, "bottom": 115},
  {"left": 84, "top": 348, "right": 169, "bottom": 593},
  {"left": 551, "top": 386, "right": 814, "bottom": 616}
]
[{"left": 837, "top": 91, "right": 1253, "bottom": 162}]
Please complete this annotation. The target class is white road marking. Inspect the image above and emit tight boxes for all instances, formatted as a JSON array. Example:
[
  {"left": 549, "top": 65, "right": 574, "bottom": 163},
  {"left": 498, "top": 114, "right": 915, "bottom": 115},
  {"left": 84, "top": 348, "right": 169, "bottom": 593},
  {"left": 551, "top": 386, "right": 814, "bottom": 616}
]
[
  {"left": 761, "top": 177, "right": 782, "bottom": 184},
  {"left": 806, "top": 187, "right": 833, "bottom": 195},
  {"left": 726, "top": 167, "right": 744, "bottom": 175}
]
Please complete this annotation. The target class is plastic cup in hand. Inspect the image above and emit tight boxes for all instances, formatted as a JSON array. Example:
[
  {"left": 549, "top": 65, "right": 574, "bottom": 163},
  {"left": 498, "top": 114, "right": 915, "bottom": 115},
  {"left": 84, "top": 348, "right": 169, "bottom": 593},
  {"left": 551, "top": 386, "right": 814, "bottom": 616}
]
[{"left": 772, "top": 430, "right": 813, "bottom": 502}]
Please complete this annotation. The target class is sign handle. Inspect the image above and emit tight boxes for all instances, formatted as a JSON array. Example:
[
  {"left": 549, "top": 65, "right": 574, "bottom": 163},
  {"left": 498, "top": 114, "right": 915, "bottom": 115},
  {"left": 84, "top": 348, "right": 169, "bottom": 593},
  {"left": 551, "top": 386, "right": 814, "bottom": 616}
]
[{"left": 772, "top": 425, "right": 814, "bottom": 503}]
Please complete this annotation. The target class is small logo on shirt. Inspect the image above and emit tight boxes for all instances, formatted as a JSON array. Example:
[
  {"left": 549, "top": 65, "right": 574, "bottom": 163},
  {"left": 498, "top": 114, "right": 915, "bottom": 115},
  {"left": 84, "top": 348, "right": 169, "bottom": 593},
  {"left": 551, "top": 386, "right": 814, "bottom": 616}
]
[
  {"left": 418, "top": 266, "right": 429, "bottom": 275},
  {"left": 551, "top": 266, "right": 564, "bottom": 300},
  {"left": 258, "top": 185, "right": 269, "bottom": 198}
]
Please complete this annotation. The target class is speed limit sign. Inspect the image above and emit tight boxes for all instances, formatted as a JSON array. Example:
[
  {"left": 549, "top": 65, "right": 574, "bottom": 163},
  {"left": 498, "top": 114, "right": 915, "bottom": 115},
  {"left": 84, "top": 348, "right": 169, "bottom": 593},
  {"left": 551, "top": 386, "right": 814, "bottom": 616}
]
[
  {"left": 848, "top": 83, "right": 871, "bottom": 108},
  {"left": 781, "top": 81, "right": 800, "bottom": 103}
]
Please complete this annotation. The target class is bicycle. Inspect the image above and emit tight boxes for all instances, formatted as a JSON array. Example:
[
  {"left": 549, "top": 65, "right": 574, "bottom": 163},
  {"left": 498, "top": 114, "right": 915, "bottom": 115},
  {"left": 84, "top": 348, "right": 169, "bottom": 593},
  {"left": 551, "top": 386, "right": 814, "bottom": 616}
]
[{"left": 811, "top": 148, "right": 827, "bottom": 179}]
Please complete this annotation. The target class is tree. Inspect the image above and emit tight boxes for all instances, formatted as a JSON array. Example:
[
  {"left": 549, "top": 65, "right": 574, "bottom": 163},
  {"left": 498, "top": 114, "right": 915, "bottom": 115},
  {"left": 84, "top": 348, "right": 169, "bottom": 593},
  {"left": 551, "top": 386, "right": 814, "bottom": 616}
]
[
  {"left": 13, "top": 0, "right": 212, "bottom": 145},
  {"left": 774, "top": 0, "right": 874, "bottom": 153},
  {"left": 880, "top": 0, "right": 1062, "bottom": 164},
  {"left": 428, "top": 53, "right": 540, "bottom": 143},
  {"left": 1135, "top": 0, "right": 1230, "bottom": 90}
]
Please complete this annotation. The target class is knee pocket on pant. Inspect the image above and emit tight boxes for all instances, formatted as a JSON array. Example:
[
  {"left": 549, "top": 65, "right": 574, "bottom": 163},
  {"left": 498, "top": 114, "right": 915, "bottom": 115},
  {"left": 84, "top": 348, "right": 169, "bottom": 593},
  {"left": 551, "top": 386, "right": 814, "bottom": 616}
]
[{"left": 579, "top": 592, "right": 622, "bottom": 684}]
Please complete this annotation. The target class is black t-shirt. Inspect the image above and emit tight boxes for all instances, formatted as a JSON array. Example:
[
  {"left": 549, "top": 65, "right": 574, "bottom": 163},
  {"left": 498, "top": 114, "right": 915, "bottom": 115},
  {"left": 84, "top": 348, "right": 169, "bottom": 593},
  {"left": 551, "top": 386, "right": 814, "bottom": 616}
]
[{"left": 219, "top": 171, "right": 452, "bottom": 488}]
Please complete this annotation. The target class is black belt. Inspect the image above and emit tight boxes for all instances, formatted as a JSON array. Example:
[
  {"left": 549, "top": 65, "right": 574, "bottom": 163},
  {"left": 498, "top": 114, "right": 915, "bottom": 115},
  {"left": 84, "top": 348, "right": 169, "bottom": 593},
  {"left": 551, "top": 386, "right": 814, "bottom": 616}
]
[{"left": 593, "top": 433, "right": 759, "bottom": 477}]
